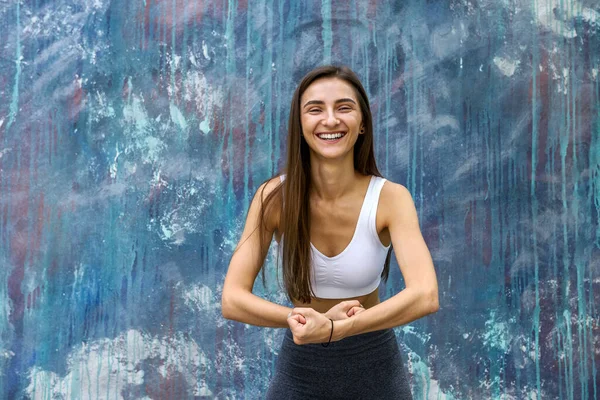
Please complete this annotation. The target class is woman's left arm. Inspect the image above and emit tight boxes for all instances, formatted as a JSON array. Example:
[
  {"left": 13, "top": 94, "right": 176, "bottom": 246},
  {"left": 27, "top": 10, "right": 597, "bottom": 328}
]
[{"left": 335, "top": 182, "right": 439, "bottom": 340}]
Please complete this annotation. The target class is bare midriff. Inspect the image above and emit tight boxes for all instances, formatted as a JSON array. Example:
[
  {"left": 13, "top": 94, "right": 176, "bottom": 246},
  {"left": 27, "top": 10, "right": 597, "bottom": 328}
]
[{"left": 292, "top": 287, "right": 380, "bottom": 314}]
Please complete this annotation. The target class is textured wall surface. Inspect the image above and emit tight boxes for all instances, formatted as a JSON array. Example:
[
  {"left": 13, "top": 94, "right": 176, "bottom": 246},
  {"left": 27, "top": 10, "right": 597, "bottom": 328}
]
[{"left": 0, "top": 0, "right": 598, "bottom": 399}]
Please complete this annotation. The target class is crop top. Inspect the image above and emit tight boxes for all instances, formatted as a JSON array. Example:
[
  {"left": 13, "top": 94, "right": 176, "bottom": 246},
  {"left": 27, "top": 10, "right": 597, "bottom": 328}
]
[{"left": 278, "top": 174, "right": 391, "bottom": 299}]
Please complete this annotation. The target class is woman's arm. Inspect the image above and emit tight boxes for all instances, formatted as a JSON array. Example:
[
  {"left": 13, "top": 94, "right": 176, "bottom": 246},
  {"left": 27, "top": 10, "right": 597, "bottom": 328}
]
[
  {"left": 334, "top": 182, "right": 439, "bottom": 339},
  {"left": 221, "top": 178, "right": 292, "bottom": 328}
]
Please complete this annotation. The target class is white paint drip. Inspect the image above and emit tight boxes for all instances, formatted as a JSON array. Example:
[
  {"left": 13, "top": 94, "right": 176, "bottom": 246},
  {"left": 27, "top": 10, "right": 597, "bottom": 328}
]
[
  {"left": 155, "top": 180, "right": 210, "bottom": 246},
  {"left": 121, "top": 94, "right": 166, "bottom": 165},
  {"left": 169, "top": 102, "right": 188, "bottom": 131},
  {"left": 25, "top": 329, "right": 212, "bottom": 399},
  {"left": 482, "top": 310, "right": 513, "bottom": 352},
  {"left": 531, "top": 0, "right": 599, "bottom": 39},
  {"left": 404, "top": 344, "right": 457, "bottom": 399},
  {"left": 533, "top": 0, "right": 577, "bottom": 38},
  {"left": 91, "top": 91, "right": 115, "bottom": 122},
  {"left": 493, "top": 56, "right": 520, "bottom": 77},
  {"left": 202, "top": 40, "right": 211, "bottom": 60},
  {"left": 1, "top": 349, "right": 15, "bottom": 360},
  {"left": 122, "top": 96, "right": 149, "bottom": 131},
  {"left": 199, "top": 119, "right": 211, "bottom": 134},
  {"left": 581, "top": 7, "right": 599, "bottom": 25},
  {"left": 181, "top": 284, "right": 216, "bottom": 312},
  {"left": 109, "top": 143, "right": 121, "bottom": 179},
  {"left": 0, "top": 147, "right": 11, "bottom": 160}
]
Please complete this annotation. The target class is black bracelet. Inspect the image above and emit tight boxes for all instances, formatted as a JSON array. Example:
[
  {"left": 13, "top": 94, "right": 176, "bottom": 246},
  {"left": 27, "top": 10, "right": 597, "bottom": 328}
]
[{"left": 321, "top": 318, "right": 334, "bottom": 347}]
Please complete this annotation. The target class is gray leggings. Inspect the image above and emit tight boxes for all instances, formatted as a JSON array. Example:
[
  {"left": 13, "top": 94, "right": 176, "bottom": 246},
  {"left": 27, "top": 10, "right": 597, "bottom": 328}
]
[{"left": 266, "top": 328, "right": 413, "bottom": 399}]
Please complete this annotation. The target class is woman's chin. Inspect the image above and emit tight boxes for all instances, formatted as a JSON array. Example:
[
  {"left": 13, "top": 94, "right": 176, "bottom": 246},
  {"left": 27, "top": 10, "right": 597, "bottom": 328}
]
[{"left": 309, "top": 148, "right": 354, "bottom": 161}]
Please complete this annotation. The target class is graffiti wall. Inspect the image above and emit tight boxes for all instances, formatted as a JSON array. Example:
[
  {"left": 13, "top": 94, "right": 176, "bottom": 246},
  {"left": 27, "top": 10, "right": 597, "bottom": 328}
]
[{"left": 0, "top": 0, "right": 598, "bottom": 398}]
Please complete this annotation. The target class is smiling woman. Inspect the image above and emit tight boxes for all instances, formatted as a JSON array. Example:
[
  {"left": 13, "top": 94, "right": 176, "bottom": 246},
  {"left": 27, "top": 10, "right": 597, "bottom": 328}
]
[
  {"left": 221, "top": 65, "right": 439, "bottom": 399},
  {"left": 301, "top": 82, "right": 362, "bottom": 154}
]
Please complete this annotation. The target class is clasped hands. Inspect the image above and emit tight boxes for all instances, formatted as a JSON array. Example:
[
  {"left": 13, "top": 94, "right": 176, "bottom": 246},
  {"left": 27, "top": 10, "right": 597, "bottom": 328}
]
[{"left": 287, "top": 300, "right": 365, "bottom": 345}]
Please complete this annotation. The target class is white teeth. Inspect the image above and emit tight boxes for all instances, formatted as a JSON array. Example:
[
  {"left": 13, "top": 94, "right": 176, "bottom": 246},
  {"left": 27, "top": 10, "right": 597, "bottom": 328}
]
[{"left": 318, "top": 133, "right": 345, "bottom": 140}]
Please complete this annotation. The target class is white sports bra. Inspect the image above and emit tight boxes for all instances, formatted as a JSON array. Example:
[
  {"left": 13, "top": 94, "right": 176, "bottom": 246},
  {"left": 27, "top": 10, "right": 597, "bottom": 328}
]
[{"left": 278, "top": 174, "right": 391, "bottom": 299}]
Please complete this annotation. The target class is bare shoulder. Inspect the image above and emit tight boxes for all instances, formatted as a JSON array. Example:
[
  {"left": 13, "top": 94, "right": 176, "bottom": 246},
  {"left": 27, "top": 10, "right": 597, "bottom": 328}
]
[
  {"left": 379, "top": 179, "right": 417, "bottom": 227},
  {"left": 257, "top": 175, "right": 284, "bottom": 200},
  {"left": 380, "top": 179, "right": 413, "bottom": 205},
  {"left": 255, "top": 175, "right": 284, "bottom": 232}
]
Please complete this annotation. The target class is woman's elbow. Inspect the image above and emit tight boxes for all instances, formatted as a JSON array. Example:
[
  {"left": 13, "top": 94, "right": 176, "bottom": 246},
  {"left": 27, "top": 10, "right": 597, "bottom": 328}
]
[
  {"left": 221, "top": 290, "right": 237, "bottom": 320},
  {"left": 416, "top": 286, "right": 438, "bottom": 315},
  {"left": 426, "top": 288, "right": 439, "bottom": 314}
]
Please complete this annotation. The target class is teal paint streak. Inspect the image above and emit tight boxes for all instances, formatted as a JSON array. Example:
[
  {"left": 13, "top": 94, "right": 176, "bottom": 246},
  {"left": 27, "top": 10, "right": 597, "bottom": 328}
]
[
  {"left": 410, "top": 57, "right": 417, "bottom": 196},
  {"left": 225, "top": 0, "right": 237, "bottom": 229},
  {"left": 264, "top": 1, "right": 274, "bottom": 176},
  {"left": 350, "top": 0, "right": 357, "bottom": 69},
  {"left": 171, "top": 0, "right": 177, "bottom": 96},
  {"left": 385, "top": 35, "right": 390, "bottom": 176},
  {"left": 274, "top": 0, "right": 284, "bottom": 176},
  {"left": 182, "top": 1, "right": 190, "bottom": 76},
  {"left": 592, "top": 61, "right": 600, "bottom": 400},
  {"left": 570, "top": 32, "right": 589, "bottom": 399},
  {"left": 321, "top": 0, "right": 332, "bottom": 64},
  {"left": 244, "top": 1, "right": 251, "bottom": 214},
  {"left": 6, "top": 1, "right": 21, "bottom": 131},
  {"left": 529, "top": 2, "right": 542, "bottom": 395},
  {"left": 0, "top": 247, "right": 10, "bottom": 393}
]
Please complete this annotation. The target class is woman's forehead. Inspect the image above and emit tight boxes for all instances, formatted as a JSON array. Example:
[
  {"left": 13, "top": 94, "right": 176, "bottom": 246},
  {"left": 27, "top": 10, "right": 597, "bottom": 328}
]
[{"left": 301, "top": 77, "right": 357, "bottom": 102}]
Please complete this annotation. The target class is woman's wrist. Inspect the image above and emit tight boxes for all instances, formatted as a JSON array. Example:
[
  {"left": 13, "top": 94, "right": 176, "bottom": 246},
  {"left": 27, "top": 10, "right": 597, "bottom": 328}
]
[
  {"left": 332, "top": 318, "right": 353, "bottom": 341},
  {"left": 323, "top": 310, "right": 341, "bottom": 321}
]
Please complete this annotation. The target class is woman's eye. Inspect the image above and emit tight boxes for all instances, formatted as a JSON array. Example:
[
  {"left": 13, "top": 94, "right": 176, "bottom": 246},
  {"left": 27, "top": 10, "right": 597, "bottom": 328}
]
[
  {"left": 339, "top": 106, "right": 351, "bottom": 111},
  {"left": 308, "top": 109, "right": 321, "bottom": 113}
]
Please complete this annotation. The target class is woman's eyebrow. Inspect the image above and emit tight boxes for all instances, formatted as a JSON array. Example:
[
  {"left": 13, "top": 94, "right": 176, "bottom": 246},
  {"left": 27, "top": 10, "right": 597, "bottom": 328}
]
[{"left": 302, "top": 98, "right": 357, "bottom": 108}]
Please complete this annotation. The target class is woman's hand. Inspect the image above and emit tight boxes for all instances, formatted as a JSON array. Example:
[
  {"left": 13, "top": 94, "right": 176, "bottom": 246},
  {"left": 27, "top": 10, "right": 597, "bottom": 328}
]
[
  {"left": 324, "top": 300, "right": 365, "bottom": 320},
  {"left": 287, "top": 308, "right": 335, "bottom": 345}
]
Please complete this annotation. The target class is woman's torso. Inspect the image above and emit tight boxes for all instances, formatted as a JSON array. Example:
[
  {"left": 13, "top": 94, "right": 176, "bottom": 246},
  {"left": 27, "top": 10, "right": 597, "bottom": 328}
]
[{"left": 273, "top": 173, "right": 391, "bottom": 313}]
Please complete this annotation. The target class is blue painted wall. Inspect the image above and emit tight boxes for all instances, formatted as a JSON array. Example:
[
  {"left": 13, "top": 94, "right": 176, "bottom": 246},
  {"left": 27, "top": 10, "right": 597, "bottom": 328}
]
[{"left": 0, "top": 0, "right": 598, "bottom": 398}]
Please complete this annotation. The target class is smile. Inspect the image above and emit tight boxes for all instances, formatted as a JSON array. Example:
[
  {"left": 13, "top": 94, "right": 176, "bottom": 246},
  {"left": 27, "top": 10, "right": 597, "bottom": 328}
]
[{"left": 316, "top": 132, "right": 346, "bottom": 141}]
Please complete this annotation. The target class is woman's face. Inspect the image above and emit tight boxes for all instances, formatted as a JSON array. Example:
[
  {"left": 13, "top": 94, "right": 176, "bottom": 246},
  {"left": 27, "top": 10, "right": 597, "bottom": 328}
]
[{"left": 299, "top": 77, "right": 364, "bottom": 160}]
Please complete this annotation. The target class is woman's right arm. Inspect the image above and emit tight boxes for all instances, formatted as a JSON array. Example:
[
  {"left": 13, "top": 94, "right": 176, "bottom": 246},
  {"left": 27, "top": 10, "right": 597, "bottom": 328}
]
[{"left": 221, "top": 178, "right": 292, "bottom": 328}]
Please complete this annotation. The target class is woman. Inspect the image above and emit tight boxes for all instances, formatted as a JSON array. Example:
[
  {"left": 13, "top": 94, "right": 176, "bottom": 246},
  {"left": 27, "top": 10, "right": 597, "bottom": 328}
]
[{"left": 222, "top": 65, "right": 439, "bottom": 399}]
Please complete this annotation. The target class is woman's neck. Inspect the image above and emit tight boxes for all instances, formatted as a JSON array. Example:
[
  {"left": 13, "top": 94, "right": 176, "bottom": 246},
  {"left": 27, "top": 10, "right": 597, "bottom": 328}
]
[{"left": 308, "top": 156, "right": 361, "bottom": 201}]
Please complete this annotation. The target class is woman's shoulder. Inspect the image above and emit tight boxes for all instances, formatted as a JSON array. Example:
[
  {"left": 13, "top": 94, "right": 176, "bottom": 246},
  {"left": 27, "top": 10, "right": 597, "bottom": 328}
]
[
  {"left": 380, "top": 177, "right": 412, "bottom": 198},
  {"left": 378, "top": 176, "right": 409, "bottom": 192},
  {"left": 254, "top": 175, "right": 284, "bottom": 231},
  {"left": 378, "top": 178, "right": 415, "bottom": 218},
  {"left": 257, "top": 174, "right": 285, "bottom": 198}
]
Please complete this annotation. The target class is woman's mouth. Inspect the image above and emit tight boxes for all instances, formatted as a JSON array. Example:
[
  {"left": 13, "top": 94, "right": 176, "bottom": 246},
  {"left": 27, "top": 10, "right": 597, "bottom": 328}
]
[{"left": 316, "top": 132, "right": 346, "bottom": 143}]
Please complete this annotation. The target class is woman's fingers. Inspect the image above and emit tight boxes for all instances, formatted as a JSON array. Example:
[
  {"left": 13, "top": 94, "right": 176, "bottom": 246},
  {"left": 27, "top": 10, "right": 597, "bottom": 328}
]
[
  {"left": 289, "top": 308, "right": 311, "bottom": 324},
  {"left": 325, "top": 300, "right": 364, "bottom": 320},
  {"left": 288, "top": 308, "right": 332, "bottom": 345},
  {"left": 342, "top": 300, "right": 363, "bottom": 316},
  {"left": 291, "top": 307, "right": 310, "bottom": 315},
  {"left": 347, "top": 305, "right": 366, "bottom": 317},
  {"left": 288, "top": 315, "right": 305, "bottom": 329},
  {"left": 346, "top": 302, "right": 364, "bottom": 316},
  {"left": 341, "top": 300, "right": 361, "bottom": 310}
]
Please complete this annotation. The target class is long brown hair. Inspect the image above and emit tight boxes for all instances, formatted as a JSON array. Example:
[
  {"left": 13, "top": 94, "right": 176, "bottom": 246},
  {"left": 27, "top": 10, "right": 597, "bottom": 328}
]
[{"left": 255, "top": 65, "right": 393, "bottom": 303}]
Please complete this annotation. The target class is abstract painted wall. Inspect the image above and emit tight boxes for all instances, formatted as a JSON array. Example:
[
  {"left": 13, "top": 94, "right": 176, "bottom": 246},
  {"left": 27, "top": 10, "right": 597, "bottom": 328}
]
[{"left": 0, "top": 0, "right": 598, "bottom": 398}]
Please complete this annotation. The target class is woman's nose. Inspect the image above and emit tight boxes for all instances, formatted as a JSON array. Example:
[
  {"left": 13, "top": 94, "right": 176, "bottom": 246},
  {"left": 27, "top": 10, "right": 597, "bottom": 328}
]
[{"left": 322, "top": 112, "right": 339, "bottom": 127}]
